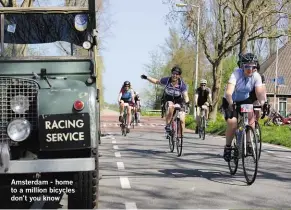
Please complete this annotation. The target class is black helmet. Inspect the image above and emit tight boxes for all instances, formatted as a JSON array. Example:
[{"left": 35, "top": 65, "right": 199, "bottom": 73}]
[
  {"left": 123, "top": 81, "right": 130, "bottom": 86},
  {"left": 238, "top": 53, "right": 258, "bottom": 67},
  {"left": 171, "top": 65, "right": 182, "bottom": 75}
]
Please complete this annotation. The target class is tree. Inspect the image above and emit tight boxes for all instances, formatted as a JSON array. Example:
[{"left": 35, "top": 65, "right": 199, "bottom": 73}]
[
  {"left": 165, "top": 0, "right": 291, "bottom": 120},
  {"left": 233, "top": 0, "right": 290, "bottom": 54}
]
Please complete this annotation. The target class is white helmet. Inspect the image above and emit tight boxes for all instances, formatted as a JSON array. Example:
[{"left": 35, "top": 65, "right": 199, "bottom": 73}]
[{"left": 200, "top": 79, "right": 207, "bottom": 84}]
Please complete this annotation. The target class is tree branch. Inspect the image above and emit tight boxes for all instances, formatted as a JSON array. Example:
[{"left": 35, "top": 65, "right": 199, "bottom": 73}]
[
  {"left": 248, "top": 33, "right": 288, "bottom": 42},
  {"left": 245, "top": 0, "right": 256, "bottom": 13},
  {"left": 200, "top": 33, "right": 214, "bottom": 65},
  {"left": 233, "top": 1, "right": 243, "bottom": 17}
]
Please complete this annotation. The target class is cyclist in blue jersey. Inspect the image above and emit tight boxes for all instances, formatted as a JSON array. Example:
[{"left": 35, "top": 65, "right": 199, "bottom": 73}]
[
  {"left": 141, "top": 65, "right": 190, "bottom": 135},
  {"left": 221, "top": 53, "right": 268, "bottom": 162},
  {"left": 118, "top": 81, "right": 135, "bottom": 133}
]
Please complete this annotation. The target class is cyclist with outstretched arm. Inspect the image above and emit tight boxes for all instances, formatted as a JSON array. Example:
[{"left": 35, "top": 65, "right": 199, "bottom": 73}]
[{"left": 140, "top": 65, "right": 190, "bottom": 135}]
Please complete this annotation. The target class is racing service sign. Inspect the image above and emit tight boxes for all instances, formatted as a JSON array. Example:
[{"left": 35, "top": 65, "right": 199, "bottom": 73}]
[{"left": 39, "top": 113, "right": 90, "bottom": 151}]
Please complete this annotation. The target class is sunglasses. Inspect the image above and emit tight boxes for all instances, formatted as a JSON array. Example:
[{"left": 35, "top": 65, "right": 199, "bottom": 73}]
[
  {"left": 124, "top": 85, "right": 129, "bottom": 88},
  {"left": 243, "top": 65, "right": 256, "bottom": 70},
  {"left": 201, "top": 84, "right": 206, "bottom": 86},
  {"left": 172, "top": 72, "right": 180, "bottom": 76}
]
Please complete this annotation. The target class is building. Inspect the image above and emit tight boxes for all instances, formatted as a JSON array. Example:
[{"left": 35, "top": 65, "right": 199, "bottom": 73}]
[{"left": 260, "top": 42, "right": 291, "bottom": 117}]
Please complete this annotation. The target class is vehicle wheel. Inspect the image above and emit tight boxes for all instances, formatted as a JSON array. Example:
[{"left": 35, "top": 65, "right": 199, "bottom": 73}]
[{"left": 68, "top": 152, "right": 98, "bottom": 209}]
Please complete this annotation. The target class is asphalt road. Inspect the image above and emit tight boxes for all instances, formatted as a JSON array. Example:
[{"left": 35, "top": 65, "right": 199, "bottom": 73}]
[{"left": 98, "top": 110, "right": 291, "bottom": 209}]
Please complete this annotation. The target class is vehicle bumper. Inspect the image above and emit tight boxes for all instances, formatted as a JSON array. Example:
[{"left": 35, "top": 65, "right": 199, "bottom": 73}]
[{"left": 0, "top": 158, "right": 95, "bottom": 174}]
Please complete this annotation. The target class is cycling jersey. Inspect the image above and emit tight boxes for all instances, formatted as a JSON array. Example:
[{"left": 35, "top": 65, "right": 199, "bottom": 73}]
[
  {"left": 120, "top": 88, "right": 134, "bottom": 103},
  {"left": 160, "top": 77, "right": 187, "bottom": 104},
  {"left": 134, "top": 95, "right": 140, "bottom": 103},
  {"left": 223, "top": 68, "right": 263, "bottom": 102},
  {"left": 195, "top": 87, "right": 211, "bottom": 107}
]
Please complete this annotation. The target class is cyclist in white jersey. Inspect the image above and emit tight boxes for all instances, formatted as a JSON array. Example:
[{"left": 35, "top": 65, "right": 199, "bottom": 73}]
[{"left": 221, "top": 53, "right": 267, "bottom": 162}]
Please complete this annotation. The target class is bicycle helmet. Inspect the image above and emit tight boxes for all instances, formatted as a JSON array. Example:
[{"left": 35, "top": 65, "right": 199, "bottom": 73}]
[
  {"left": 123, "top": 81, "right": 130, "bottom": 86},
  {"left": 200, "top": 79, "right": 207, "bottom": 84},
  {"left": 238, "top": 53, "right": 258, "bottom": 67},
  {"left": 171, "top": 65, "right": 182, "bottom": 75}
]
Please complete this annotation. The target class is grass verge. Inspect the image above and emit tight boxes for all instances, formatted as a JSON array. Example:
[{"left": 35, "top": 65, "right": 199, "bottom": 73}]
[{"left": 185, "top": 113, "right": 291, "bottom": 148}]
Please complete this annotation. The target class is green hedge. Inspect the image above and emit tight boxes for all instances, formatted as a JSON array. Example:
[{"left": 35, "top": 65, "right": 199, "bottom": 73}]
[{"left": 185, "top": 113, "right": 291, "bottom": 148}]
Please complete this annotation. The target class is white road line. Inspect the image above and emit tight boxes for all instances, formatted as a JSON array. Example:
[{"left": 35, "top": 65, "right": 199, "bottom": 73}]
[
  {"left": 265, "top": 150, "right": 275, "bottom": 153},
  {"left": 115, "top": 152, "right": 121, "bottom": 157},
  {"left": 120, "top": 177, "right": 131, "bottom": 189},
  {"left": 151, "top": 124, "right": 155, "bottom": 127},
  {"left": 287, "top": 156, "right": 291, "bottom": 159},
  {"left": 112, "top": 140, "right": 117, "bottom": 144},
  {"left": 117, "top": 162, "right": 125, "bottom": 170},
  {"left": 113, "top": 145, "right": 119, "bottom": 150},
  {"left": 125, "top": 202, "right": 137, "bottom": 210}
]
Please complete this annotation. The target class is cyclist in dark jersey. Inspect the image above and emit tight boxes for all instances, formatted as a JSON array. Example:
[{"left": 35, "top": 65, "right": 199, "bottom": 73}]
[
  {"left": 194, "top": 79, "right": 212, "bottom": 134},
  {"left": 133, "top": 92, "right": 141, "bottom": 123},
  {"left": 141, "top": 65, "right": 190, "bottom": 133}
]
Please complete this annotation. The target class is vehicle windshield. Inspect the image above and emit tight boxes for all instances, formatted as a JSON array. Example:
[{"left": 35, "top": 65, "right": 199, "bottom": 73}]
[{"left": 1, "top": 13, "right": 91, "bottom": 57}]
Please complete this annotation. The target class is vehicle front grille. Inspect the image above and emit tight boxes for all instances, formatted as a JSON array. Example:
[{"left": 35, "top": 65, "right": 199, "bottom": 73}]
[{"left": 0, "top": 77, "right": 39, "bottom": 142}]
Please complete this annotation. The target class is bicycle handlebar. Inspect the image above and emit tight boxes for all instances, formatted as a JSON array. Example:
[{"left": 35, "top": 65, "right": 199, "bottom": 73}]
[{"left": 232, "top": 103, "right": 267, "bottom": 119}]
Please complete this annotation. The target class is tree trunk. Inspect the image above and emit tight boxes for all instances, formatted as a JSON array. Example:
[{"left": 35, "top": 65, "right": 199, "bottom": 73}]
[
  {"left": 209, "top": 61, "right": 223, "bottom": 121},
  {"left": 239, "top": 14, "right": 248, "bottom": 54}
]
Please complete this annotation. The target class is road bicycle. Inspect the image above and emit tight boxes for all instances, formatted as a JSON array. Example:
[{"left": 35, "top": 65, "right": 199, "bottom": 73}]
[
  {"left": 228, "top": 103, "right": 262, "bottom": 185},
  {"left": 196, "top": 106, "right": 207, "bottom": 140},
  {"left": 120, "top": 103, "right": 132, "bottom": 136},
  {"left": 166, "top": 103, "right": 188, "bottom": 157}
]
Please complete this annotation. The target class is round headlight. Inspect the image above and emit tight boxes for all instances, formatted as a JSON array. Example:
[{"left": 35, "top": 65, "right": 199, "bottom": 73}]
[
  {"left": 7, "top": 119, "right": 31, "bottom": 142},
  {"left": 10, "top": 95, "right": 30, "bottom": 114},
  {"left": 83, "top": 41, "right": 92, "bottom": 50}
]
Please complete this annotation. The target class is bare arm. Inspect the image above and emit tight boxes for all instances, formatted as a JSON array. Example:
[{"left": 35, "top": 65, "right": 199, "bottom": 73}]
[
  {"left": 183, "top": 91, "right": 190, "bottom": 103},
  {"left": 255, "top": 86, "right": 265, "bottom": 105},
  {"left": 194, "top": 94, "right": 198, "bottom": 105},
  {"left": 146, "top": 76, "right": 160, "bottom": 85},
  {"left": 118, "top": 92, "right": 122, "bottom": 103},
  {"left": 225, "top": 83, "right": 235, "bottom": 105}
]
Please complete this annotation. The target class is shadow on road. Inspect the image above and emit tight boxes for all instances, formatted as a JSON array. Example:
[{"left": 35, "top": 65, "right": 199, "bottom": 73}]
[{"left": 158, "top": 168, "right": 247, "bottom": 186}]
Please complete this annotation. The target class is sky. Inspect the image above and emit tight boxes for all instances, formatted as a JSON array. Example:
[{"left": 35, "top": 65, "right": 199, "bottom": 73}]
[{"left": 101, "top": 0, "right": 172, "bottom": 104}]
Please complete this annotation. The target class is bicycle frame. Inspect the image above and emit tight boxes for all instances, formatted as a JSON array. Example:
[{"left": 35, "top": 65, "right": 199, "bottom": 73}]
[{"left": 236, "top": 104, "right": 261, "bottom": 158}]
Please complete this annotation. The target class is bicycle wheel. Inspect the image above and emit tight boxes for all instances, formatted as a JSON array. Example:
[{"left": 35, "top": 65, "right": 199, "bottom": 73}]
[
  {"left": 176, "top": 119, "right": 183, "bottom": 157},
  {"left": 201, "top": 116, "right": 206, "bottom": 140},
  {"left": 228, "top": 133, "right": 239, "bottom": 175},
  {"left": 255, "top": 121, "right": 262, "bottom": 160},
  {"left": 168, "top": 133, "right": 174, "bottom": 152},
  {"left": 242, "top": 125, "right": 258, "bottom": 185},
  {"left": 122, "top": 112, "right": 127, "bottom": 136}
]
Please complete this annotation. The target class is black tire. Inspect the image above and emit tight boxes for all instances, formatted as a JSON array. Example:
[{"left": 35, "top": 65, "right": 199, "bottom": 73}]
[
  {"left": 176, "top": 119, "right": 183, "bottom": 157},
  {"left": 122, "top": 113, "right": 127, "bottom": 136},
  {"left": 202, "top": 116, "right": 206, "bottom": 140},
  {"left": 228, "top": 134, "right": 239, "bottom": 175},
  {"left": 68, "top": 151, "right": 98, "bottom": 209},
  {"left": 168, "top": 134, "right": 174, "bottom": 152},
  {"left": 242, "top": 125, "right": 258, "bottom": 185},
  {"left": 255, "top": 121, "right": 262, "bottom": 160}
]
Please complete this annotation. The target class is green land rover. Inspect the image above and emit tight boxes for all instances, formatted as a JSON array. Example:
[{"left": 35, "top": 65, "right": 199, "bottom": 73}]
[{"left": 0, "top": 1, "right": 101, "bottom": 209}]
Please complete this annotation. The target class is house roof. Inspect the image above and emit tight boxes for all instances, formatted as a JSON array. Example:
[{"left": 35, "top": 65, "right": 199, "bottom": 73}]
[{"left": 260, "top": 41, "right": 291, "bottom": 95}]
